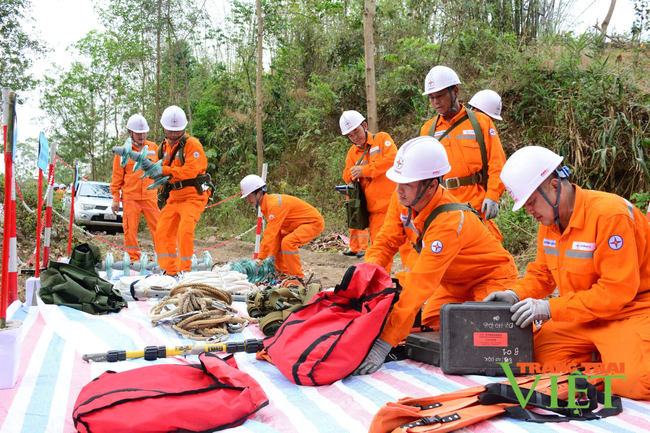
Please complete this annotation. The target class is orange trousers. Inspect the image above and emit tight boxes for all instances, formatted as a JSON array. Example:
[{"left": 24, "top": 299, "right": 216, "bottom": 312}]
[
  {"left": 275, "top": 220, "right": 325, "bottom": 278},
  {"left": 154, "top": 196, "right": 207, "bottom": 275},
  {"left": 421, "top": 276, "right": 516, "bottom": 329},
  {"left": 533, "top": 316, "right": 650, "bottom": 400},
  {"left": 122, "top": 198, "right": 159, "bottom": 261},
  {"left": 349, "top": 228, "right": 369, "bottom": 253}
]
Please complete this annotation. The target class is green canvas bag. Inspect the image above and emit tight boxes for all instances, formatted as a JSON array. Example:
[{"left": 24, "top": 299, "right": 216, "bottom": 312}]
[
  {"left": 345, "top": 144, "right": 371, "bottom": 230},
  {"left": 68, "top": 243, "right": 102, "bottom": 275},
  {"left": 40, "top": 261, "right": 128, "bottom": 315}
]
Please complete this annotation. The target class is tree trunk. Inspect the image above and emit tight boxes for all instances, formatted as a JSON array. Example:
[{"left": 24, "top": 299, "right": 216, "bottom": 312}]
[
  {"left": 155, "top": 0, "right": 162, "bottom": 142},
  {"left": 363, "top": 0, "right": 378, "bottom": 133},
  {"left": 601, "top": 0, "right": 617, "bottom": 36},
  {"left": 256, "top": 0, "right": 264, "bottom": 176}
]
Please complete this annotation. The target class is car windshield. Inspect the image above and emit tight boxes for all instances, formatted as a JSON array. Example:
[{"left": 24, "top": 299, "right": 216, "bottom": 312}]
[{"left": 78, "top": 183, "right": 112, "bottom": 198}]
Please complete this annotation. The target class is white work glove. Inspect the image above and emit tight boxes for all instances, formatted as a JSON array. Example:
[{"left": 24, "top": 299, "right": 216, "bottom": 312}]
[
  {"left": 482, "top": 289, "right": 520, "bottom": 305},
  {"left": 510, "top": 298, "right": 551, "bottom": 328},
  {"left": 111, "top": 202, "right": 120, "bottom": 215},
  {"left": 352, "top": 338, "right": 393, "bottom": 376},
  {"left": 481, "top": 198, "right": 499, "bottom": 220}
]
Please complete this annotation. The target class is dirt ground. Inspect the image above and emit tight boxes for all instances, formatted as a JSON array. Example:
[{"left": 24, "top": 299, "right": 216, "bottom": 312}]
[{"left": 17, "top": 230, "right": 403, "bottom": 291}]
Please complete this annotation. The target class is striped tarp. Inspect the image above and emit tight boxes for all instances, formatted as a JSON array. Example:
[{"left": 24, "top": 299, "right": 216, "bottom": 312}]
[{"left": 1, "top": 299, "right": 650, "bottom": 433}]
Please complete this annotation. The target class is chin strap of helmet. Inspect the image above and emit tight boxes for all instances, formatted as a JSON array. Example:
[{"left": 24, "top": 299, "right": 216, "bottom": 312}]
[
  {"left": 536, "top": 166, "right": 571, "bottom": 228},
  {"left": 440, "top": 86, "right": 459, "bottom": 117},
  {"left": 405, "top": 178, "right": 436, "bottom": 227}
]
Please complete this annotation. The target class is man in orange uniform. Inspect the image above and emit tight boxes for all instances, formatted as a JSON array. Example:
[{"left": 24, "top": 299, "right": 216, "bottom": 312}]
[
  {"left": 420, "top": 66, "right": 507, "bottom": 241},
  {"left": 240, "top": 174, "right": 324, "bottom": 279},
  {"left": 151, "top": 105, "right": 211, "bottom": 278},
  {"left": 354, "top": 136, "right": 517, "bottom": 375},
  {"left": 343, "top": 228, "right": 368, "bottom": 257},
  {"left": 110, "top": 114, "right": 160, "bottom": 261},
  {"left": 485, "top": 146, "right": 650, "bottom": 400}
]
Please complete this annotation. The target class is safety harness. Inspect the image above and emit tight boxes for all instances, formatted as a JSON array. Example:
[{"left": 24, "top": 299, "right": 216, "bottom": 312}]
[
  {"left": 156, "top": 135, "right": 213, "bottom": 209},
  {"left": 246, "top": 282, "right": 322, "bottom": 336},
  {"left": 428, "top": 107, "right": 488, "bottom": 190},
  {"left": 411, "top": 202, "right": 481, "bottom": 254}
]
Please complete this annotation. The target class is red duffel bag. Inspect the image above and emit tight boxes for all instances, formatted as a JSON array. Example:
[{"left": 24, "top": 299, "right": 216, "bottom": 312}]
[
  {"left": 264, "top": 262, "right": 399, "bottom": 386},
  {"left": 73, "top": 353, "right": 268, "bottom": 432}
]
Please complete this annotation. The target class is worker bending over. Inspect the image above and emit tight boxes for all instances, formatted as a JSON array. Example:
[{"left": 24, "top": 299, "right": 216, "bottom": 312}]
[
  {"left": 241, "top": 175, "right": 324, "bottom": 279},
  {"left": 152, "top": 106, "right": 211, "bottom": 279},
  {"left": 355, "top": 136, "right": 517, "bottom": 375},
  {"left": 110, "top": 114, "right": 160, "bottom": 261},
  {"left": 420, "top": 66, "right": 507, "bottom": 241},
  {"left": 484, "top": 146, "right": 650, "bottom": 400}
]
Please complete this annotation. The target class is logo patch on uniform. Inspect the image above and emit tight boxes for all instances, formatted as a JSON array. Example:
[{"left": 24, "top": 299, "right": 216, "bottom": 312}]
[
  {"left": 608, "top": 235, "right": 623, "bottom": 250},
  {"left": 396, "top": 157, "right": 404, "bottom": 169},
  {"left": 431, "top": 240, "right": 443, "bottom": 253},
  {"left": 572, "top": 242, "right": 596, "bottom": 252},
  {"left": 434, "top": 130, "right": 444, "bottom": 137},
  {"left": 193, "top": 151, "right": 199, "bottom": 158},
  {"left": 543, "top": 238, "right": 556, "bottom": 248},
  {"left": 489, "top": 128, "right": 496, "bottom": 136},
  {"left": 370, "top": 145, "right": 379, "bottom": 153},
  {"left": 462, "top": 130, "right": 474, "bottom": 135},
  {"left": 269, "top": 214, "right": 275, "bottom": 219},
  {"left": 400, "top": 214, "right": 408, "bottom": 221},
  {"left": 385, "top": 140, "right": 392, "bottom": 146}
]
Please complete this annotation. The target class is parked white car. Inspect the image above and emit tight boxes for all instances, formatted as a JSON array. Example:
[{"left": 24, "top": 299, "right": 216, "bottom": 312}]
[{"left": 64, "top": 181, "right": 123, "bottom": 234}]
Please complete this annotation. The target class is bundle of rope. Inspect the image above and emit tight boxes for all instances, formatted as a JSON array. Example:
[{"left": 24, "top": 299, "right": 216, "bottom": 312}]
[{"left": 148, "top": 283, "right": 257, "bottom": 341}]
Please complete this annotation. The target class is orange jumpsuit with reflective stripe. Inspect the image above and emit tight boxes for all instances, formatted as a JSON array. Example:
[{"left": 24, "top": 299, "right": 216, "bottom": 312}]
[
  {"left": 349, "top": 228, "right": 368, "bottom": 253},
  {"left": 154, "top": 134, "right": 210, "bottom": 275},
  {"left": 343, "top": 132, "right": 399, "bottom": 266},
  {"left": 365, "top": 187, "right": 517, "bottom": 346},
  {"left": 259, "top": 194, "right": 325, "bottom": 278},
  {"left": 110, "top": 140, "right": 160, "bottom": 261},
  {"left": 420, "top": 105, "right": 506, "bottom": 241},
  {"left": 511, "top": 185, "right": 650, "bottom": 400}
]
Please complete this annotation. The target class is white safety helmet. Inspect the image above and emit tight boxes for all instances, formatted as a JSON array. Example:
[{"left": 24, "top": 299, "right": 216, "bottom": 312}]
[
  {"left": 386, "top": 136, "right": 451, "bottom": 184},
  {"left": 126, "top": 114, "right": 150, "bottom": 133},
  {"left": 339, "top": 110, "right": 366, "bottom": 135},
  {"left": 422, "top": 66, "right": 462, "bottom": 96},
  {"left": 160, "top": 105, "right": 188, "bottom": 131},
  {"left": 240, "top": 174, "right": 266, "bottom": 198},
  {"left": 468, "top": 90, "right": 503, "bottom": 120},
  {"left": 501, "top": 146, "right": 564, "bottom": 211}
]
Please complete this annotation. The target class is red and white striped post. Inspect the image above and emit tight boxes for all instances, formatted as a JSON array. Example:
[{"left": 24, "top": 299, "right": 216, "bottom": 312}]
[
  {"left": 646, "top": 200, "right": 650, "bottom": 224},
  {"left": 1, "top": 89, "right": 18, "bottom": 325},
  {"left": 253, "top": 163, "right": 268, "bottom": 259},
  {"left": 41, "top": 142, "right": 58, "bottom": 268},
  {"left": 34, "top": 170, "right": 43, "bottom": 277}
]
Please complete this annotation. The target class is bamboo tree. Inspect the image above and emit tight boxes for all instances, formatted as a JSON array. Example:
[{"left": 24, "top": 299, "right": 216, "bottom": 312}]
[
  {"left": 363, "top": 0, "right": 377, "bottom": 132},
  {"left": 256, "top": 0, "right": 264, "bottom": 175}
]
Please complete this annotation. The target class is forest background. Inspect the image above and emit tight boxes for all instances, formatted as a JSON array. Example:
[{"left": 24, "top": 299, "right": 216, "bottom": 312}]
[{"left": 2, "top": 0, "right": 650, "bottom": 270}]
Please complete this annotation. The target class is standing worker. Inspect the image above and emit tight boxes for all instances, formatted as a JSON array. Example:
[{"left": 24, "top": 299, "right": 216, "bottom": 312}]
[
  {"left": 468, "top": 89, "right": 503, "bottom": 121},
  {"left": 110, "top": 114, "right": 160, "bottom": 261},
  {"left": 340, "top": 110, "right": 399, "bottom": 265},
  {"left": 343, "top": 229, "right": 369, "bottom": 257},
  {"left": 420, "top": 66, "right": 507, "bottom": 241},
  {"left": 240, "top": 175, "right": 324, "bottom": 279},
  {"left": 152, "top": 106, "right": 211, "bottom": 279},
  {"left": 355, "top": 137, "right": 517, "bottom": 375},
  {"left": 484, "top": 146, "right": 650, "bottom": 400}
]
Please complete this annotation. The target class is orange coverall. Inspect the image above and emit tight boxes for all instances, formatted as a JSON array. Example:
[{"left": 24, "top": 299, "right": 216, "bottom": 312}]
[
  {"left": 349, "top": 228, "right": 369, "bottom": 254},
  {"left": 420, "top": 105, "right": 506, "bottom": 241},
  {"left": 365, "top": 187, "right": 518, "bottom": 346},
  {"left": 259, "top": 194, "right": 325, "bottom": 279},
  {"left": 153, "top": 134, "right": 210, "bottom": 275},
  {"left": 511, "top": 185, "right": 650, "bottom": 400},
  {"left": 110, "top": 140, "right": 160, "bottom": 261}
]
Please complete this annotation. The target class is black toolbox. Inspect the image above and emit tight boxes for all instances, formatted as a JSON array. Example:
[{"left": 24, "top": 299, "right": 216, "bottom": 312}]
[
  {"left": 439, "top": 301, "right": 534, "bottom": 376},
  {"left": 405, "top": 332, "right": 440, "bottom": 366}
]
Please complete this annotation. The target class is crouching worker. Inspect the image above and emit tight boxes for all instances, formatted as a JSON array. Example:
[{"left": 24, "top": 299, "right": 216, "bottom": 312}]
[
  {"left": 355, "top": 136, "right": 517, "bottom": 375},
  {"left": 484, "top": 146, "right": 650, "bottom": 400},
  {"left": 240, "top": 175, "right": 325, "bottom": 279},
  {"left": 152, "top": 105, "right": 211, "bottom": 279}
]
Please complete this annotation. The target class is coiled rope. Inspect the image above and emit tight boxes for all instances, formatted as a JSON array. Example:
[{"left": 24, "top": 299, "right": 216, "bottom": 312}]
[{"left": 148, "top": 283, "right": 257, "bottom": 341}]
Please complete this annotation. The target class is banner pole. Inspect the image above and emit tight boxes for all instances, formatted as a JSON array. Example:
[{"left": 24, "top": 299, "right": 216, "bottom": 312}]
[{"left": 253, "top": 163, "right": 268, "bottom": 259}]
